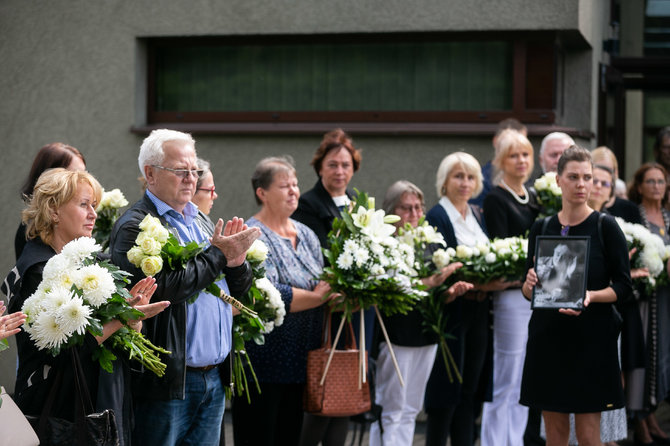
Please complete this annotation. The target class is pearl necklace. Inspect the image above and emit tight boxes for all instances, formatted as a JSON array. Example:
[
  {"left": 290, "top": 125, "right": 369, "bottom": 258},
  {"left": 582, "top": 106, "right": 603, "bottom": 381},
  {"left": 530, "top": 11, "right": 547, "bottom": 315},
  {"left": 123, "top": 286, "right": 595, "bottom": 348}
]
[{"left": 500, "top": 179, "right": 529, "bottom": 204}]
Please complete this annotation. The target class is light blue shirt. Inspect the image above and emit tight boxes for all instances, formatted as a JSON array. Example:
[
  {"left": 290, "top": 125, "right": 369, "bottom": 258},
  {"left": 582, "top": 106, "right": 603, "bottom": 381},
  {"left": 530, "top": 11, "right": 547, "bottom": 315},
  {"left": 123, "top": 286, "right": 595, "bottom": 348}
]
[{"left": 145, "top": 190, "right": 231, "bottom": 367}]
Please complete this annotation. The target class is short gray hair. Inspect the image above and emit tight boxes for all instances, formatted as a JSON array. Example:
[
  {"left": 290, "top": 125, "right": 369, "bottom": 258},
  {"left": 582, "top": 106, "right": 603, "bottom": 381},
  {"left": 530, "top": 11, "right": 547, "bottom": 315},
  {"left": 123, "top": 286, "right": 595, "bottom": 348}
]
[
  {"left": 539, "top": 132, "right": 575, "bottom": 160},
  {"left": 196, "top": 158, "right": 212, "bottom": 188},
  {"left": 435, "top": 151, "right": 483, "bottom": 198},
  {"left": 383, "top": 180, "right": 424, "bottom": 214},
  {"left": 251, "top": 156, "right": 296, "bottom": 205},
  {"left": 138, "top": 129, "right": 196, "bottom": 179}
]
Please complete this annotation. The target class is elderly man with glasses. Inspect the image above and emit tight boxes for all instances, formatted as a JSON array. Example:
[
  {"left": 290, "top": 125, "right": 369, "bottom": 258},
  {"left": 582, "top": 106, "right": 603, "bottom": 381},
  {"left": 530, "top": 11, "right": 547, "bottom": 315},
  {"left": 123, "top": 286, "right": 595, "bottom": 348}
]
[{"left": 110, "top": 129, "right": 259, "bottom": 445}]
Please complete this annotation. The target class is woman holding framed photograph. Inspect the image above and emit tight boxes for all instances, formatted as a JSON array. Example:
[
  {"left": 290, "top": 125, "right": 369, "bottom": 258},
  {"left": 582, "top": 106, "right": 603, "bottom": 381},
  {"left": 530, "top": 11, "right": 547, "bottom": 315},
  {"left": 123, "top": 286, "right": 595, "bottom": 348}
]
[{"left": 521, "top": 146, "right": 632, "bottom": 445}]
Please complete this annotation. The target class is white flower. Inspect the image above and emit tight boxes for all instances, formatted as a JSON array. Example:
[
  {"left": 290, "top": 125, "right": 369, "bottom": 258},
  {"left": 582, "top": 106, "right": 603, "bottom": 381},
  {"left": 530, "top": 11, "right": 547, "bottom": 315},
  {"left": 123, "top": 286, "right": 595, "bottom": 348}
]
[
  {"left": 255, "top": 277, "right": 285, "bottom": 332},
  {"left": 485, "top": 252, "right": 497, "bottom": 264},
  {"left": 369, "top": 242, "right": 384, "bottom": 257},
  {"left": 97, "top": 188, "right": 128, "bottom": 210},
  {"left": 497, "top": 248, "right": 511, "bottom": 257},
  {"left": 353, "top": 207, "right": 397, "bottom": 244},
  {"left": 455, "top": 245, "right": 473, "bottom": 259},
  {"left": 246, "top": 240, "right": 269, "bottom": 263},
  {"left": 534, "top": 177, "right": 548, "bottom": 191},
  {"left": 421, "top": 224, "right": 446, "bottom": 246},
  {"left": 336, "top": 252, "right": 354, "bottom": 270},
  {"left": 29, "top": 312, "right": 69, "bottom": 350},
  {"left": 136, "top": 232, "right": 163, "bottom": 256},
  {"left": 370, "top": 264, "right": 386, "bottom": 275},
  {"left": 42, "top": 255, "right": 75, "bottom": 285},
  {"left": 354, "top": 247, "right": 370, "bottom": 267},
  {"left": 55, "top": 296, "right": 91, "bottom": 336},
  {"left": 343, "top": 239, "right": 360, "bottom": 254},
  {"left": 42, "top": 286, "right": 75, "bottom": 313},
  {"left": 384, "top": 214, "right": 401, "bottom": 224},
  {"left": 549, "top": 184, "right": 563, "bottom": 196},
  {"left": 432, "top": 249, "right": 451, "bottom": 269},
  {"left": 22, "top": 289, "right": 48, "bottom": 324},
  {"left": 61, "top": 237, "right": 101, "bottom": 265},
  {"left": 476, "top": 243, "right": 490, "bottom": 256},
  {"left": 74, "top": 264, "right": 116, "bottom": 307},
  {"left": 127, "top": 246, "right": 145, "bottom": 267},
  {"left": 446, "top": 247, "right": 456, "bottom": 257},
  {"left": 492, "top": 239, "right": 511, "bottom": 252}
]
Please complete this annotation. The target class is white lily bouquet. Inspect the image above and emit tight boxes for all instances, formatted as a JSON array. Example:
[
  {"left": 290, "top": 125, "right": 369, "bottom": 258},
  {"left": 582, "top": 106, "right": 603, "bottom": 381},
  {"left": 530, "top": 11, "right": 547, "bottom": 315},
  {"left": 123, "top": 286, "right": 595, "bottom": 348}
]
[
  {"left": 434, "top": 236, "right": 528, "bottom": 284},
  {"left": 616, "top": 217, "right": 670, "bottom": 293},
  {"left": 231, "top": 239, "right": 286, "bottom": 402},
  {"left": 127, "top": 214, "right": 257, "bottom": 318},
  {"left": 92, "top": 188, "right": 129, "bottom": 251},
  {"left": 534, "top": 172, "right": 562, "bottom": 217},
  {"left": 322, "top": 191, "right": 426, "bottom": 318},
  {"left": 397, "top": 218, "right": 462, "bottom": 383},
  {"left": 21, "top": 237, "right": 170, "bottom": 376}
]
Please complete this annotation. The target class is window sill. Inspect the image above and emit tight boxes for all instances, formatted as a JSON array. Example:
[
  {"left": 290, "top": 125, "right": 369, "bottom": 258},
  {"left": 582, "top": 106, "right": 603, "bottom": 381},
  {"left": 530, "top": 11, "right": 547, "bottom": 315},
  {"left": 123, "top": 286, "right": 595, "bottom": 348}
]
[{"left": 131, "top": 122, "right": 594, "bottom": 139}]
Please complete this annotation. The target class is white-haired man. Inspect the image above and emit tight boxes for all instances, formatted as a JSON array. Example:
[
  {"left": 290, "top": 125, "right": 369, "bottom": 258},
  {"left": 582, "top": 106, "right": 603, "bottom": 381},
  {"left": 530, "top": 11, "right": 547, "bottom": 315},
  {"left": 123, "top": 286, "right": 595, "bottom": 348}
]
[
  {"left": 539, "top": 132, "right": 575, "bottom": 174},
  {"left": 110, "top": 129, "right": 259, "bottom": 445}
]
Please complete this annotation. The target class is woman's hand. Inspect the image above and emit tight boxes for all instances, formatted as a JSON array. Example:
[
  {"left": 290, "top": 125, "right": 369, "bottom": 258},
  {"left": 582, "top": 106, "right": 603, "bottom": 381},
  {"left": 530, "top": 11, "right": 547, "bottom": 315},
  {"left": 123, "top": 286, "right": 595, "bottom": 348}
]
[
  {"left": 421, "top": 262, "right": 463, "bottom": 290},
  {"left": 521, "top": 268, "right": 538, "bottom": 300},
  {"left": 0, "top": 302, "right": 26, "bottom": 341},
  {"left": 444, "top": 281, "right": 475, "bottom": 303},
  {"left": 559, "top": 291, "right": 591, "bottom": 317},
  {"left": 631, "top": 267, "right": 649, "bottom": 280},
  {"left": 127, "top": 277, "right": 169, "bottom": 331},
  {"left": 478, "top": 278, "right": 519, "bottom": 292}
]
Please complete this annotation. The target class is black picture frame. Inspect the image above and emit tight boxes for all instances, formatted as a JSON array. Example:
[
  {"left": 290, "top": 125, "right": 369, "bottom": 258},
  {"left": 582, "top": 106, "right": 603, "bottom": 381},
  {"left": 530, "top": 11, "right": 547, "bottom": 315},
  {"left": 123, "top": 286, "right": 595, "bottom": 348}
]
[{"left": 531, "top": 236, "right": 590, "bottom": 310}]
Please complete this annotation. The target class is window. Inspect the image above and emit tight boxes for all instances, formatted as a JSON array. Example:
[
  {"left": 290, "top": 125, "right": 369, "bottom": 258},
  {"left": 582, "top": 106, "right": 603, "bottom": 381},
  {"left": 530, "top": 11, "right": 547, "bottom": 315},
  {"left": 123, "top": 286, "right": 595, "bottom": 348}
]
[{"left": 146, "top": 33, "right": 556, "bottom": 126}]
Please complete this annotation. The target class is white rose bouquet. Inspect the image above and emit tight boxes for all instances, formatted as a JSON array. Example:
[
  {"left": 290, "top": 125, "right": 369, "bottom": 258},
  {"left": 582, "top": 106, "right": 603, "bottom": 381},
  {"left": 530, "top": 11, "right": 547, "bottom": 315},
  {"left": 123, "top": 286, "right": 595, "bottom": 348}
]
[
  {"left": 21, "top": 237, "right": 170, "bottom": 376},
  {"left": 127, "top": 214, "right": 257, "bottom": 318},
  {"left": 92, "top": 188, "right": 129, "bottom": 251},
  {"left": 451, "top": 236, "right": 528, "bottom": 284},
  {"left": 231, "top": 239, "right": 286, "bottom": 402},
  {"left": 534, "top": 172, "right": 562, "bottom": 217},
  {"left": 322, "top": 191, "right": 426, "bottom": 319},
  {"left": 616, "top": 218, "right": 670, "bottom": 293}
]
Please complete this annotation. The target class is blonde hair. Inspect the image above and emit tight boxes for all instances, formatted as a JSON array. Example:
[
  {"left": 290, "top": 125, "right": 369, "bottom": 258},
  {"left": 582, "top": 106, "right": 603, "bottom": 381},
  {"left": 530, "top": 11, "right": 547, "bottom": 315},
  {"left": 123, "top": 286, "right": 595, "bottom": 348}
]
[
  {"left": 492, "top": 129, "right": 534, "bottom": 184},
  {"left": 435, "top": 151, "right": 483, "bottom": 198},
  {"left": 22, "top": 168, "right": 102, "bottom": 245},
  {"left": 591, "top": 146, "right": 619, "bottom": 178}
]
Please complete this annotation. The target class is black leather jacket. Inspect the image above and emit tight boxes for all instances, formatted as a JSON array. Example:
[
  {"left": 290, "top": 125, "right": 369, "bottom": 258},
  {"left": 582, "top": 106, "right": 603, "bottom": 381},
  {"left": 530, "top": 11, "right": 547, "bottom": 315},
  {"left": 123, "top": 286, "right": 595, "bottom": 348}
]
[{"left": 109, "top": 193, "right": 252, "bottom": 400}]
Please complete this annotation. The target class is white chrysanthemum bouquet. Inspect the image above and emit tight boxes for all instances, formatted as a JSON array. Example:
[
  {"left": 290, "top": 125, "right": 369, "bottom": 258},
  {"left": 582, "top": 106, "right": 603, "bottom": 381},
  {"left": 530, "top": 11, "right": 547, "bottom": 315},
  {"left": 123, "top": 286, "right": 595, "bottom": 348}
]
[
  {"left": 22, "top": 237, "right": 170, "bottom": 376},
  {"left": 534, "top": 172, "right": 562, "bottom": 217},
  {"left": 616, "top": 217, "right": 670, "bottom": 293},
  {"left": 232, "top": 239, "right": 286, "bottom": 402},
  {"left": 323, "top": 191, "right": 426, "bottom": 318},
  {"left": 93, "top": 188, "right": 129, "bottom": 251},
  {"left": 433, "top": 236, "right": 528, "bottom": 284}
]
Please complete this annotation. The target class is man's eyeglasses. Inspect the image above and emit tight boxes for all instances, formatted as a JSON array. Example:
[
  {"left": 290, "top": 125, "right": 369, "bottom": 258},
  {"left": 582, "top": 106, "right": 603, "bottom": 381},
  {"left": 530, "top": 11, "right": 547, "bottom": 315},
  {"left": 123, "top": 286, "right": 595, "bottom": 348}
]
[
  {"left": 593, "top": 179, "right": 612, "bottom": 188},
  {"left": 197, "top": 187, "right": 216, "bottom": 198},
  {"left": 152, "top": 165, "right": 204, "bottom": 179},
  {"left": 644, "top": 179, "right": 667, "bottom": 187},
  {"left": 396, "top": 204, "right": 423, "bottom": 213}
]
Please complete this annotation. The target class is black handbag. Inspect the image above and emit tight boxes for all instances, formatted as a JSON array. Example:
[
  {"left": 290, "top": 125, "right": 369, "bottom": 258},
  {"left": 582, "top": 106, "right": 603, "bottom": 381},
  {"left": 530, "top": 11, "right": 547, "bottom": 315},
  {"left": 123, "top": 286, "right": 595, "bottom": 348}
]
[{"left": 27, "top": 349, "right": 119, "bottom": 446}]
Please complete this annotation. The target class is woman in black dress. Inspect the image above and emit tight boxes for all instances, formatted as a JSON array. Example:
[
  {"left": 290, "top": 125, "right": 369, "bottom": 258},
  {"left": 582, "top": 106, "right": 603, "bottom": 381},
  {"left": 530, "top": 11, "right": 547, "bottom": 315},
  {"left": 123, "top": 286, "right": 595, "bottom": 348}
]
[{"left": 521, "top": 146, "right": 632, "bottom": 445}]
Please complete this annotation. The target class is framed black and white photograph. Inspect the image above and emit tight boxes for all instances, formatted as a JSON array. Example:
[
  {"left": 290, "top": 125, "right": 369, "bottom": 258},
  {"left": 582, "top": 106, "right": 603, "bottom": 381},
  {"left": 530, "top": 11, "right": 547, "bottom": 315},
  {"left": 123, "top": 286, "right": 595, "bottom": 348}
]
[{"left": 531, "top": 236, "right": 590, "bottom": 310}]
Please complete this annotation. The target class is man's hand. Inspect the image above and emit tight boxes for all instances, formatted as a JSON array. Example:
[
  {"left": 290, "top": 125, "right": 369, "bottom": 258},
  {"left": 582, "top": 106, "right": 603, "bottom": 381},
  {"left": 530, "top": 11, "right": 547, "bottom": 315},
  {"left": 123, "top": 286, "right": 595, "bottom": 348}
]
[{"left": 210, "top": 217, "right": 261, "bottom": 267}]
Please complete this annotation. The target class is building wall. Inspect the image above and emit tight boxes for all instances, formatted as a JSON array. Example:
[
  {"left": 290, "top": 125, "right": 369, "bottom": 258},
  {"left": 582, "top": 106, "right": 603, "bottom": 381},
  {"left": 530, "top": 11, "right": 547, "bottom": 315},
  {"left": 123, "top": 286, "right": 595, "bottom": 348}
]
[{"left": 0, "top": 0, "right": 604, "bottom": 390}]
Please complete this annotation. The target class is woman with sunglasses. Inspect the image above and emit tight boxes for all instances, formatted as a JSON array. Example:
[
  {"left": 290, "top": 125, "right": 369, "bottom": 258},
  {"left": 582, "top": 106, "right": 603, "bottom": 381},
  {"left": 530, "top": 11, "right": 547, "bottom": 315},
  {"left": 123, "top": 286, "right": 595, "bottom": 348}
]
[{"left": 626, "top": 163, "right": 670, "bottom": 445}]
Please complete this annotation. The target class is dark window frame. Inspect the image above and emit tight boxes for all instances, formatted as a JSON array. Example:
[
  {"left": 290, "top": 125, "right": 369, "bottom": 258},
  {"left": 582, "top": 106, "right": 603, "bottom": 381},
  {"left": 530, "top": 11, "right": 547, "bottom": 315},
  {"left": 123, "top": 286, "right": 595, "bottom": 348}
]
[{"left": 145, "top": 32, "right": 557, "bottom": 126}]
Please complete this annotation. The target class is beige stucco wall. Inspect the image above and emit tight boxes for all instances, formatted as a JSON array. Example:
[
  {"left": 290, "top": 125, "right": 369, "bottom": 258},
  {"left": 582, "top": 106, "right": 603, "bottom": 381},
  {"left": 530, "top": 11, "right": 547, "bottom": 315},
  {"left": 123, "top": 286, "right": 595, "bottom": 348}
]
[{"left": 0, "top": 0, "right": 603, "bottom": 390}]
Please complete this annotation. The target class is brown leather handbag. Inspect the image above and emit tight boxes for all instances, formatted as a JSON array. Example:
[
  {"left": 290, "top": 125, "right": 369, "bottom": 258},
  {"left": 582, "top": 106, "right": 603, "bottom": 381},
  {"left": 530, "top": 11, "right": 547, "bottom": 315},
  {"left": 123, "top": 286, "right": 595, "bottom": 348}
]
[{"left": 303, "top": 311, "right": 371, "bottom": 417}]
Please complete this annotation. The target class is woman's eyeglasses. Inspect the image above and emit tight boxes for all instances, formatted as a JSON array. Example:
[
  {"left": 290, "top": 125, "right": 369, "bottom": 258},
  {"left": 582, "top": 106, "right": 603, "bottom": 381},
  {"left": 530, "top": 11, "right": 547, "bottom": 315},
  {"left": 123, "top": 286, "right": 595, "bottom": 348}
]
[
  {"left": 593, "top": 179, "right": 612, "bottom": 188},
  {"left": 197, "top": 187, "right": 216, "bottom": 198},
  {"left": 644, "top": 179, "right": 667, "bottom": 187}
]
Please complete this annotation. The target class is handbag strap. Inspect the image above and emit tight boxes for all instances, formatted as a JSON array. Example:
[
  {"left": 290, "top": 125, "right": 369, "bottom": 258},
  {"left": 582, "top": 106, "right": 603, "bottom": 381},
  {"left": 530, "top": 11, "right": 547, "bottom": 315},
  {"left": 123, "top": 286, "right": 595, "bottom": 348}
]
[{"left": 321, "top": 308, "right": 357, "bottom": 350}]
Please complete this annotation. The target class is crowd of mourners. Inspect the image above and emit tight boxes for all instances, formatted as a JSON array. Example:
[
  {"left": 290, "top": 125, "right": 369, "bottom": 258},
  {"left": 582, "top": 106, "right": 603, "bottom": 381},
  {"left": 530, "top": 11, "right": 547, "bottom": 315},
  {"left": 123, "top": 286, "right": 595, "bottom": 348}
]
[{"left": 2, "top": 123, "right": 670, "bottom": 446}]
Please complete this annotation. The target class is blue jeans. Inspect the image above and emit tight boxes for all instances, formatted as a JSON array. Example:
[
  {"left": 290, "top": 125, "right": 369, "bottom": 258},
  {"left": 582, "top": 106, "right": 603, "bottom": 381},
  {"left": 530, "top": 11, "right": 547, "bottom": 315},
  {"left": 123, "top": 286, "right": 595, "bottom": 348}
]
[{"left": 133, "top": 368, "right": 225, "bottom": 446}]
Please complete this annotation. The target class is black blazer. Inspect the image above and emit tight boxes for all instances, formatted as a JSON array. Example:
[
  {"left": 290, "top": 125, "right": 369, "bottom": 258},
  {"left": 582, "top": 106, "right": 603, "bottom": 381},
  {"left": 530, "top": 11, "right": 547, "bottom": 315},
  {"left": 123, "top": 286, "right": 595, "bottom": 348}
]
[{"left": 292, "top": 178, "right": 352, "bottom": 248}]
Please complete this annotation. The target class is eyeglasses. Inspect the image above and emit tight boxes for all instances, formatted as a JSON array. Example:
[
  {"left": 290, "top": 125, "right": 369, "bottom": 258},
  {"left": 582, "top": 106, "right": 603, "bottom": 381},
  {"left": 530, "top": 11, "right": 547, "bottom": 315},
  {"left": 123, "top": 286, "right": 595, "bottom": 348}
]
[
  {"left": 593, "top": 179, "right": 612, "bottom": 188},
  {"left": 644, "top": 179, "right": 667, "bottom": 187},
  {"left": 396, "top": 204, "right": 423, "bottom": 213},
  {"left": 152, "top": 165, "right": 204, "bottom": 179},
  {"left": 197, "top": 187, "right": 216, "bottom": 198}
]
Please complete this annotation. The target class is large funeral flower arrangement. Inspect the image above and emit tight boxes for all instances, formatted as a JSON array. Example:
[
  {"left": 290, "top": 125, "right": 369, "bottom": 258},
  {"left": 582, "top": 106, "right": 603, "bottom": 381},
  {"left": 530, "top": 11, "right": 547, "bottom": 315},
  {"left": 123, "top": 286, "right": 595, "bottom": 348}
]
[
  {"left": 534, "top": 172, "right": 562, "bottom": 217},
  {"left": 322, "top": 191, "right": 426, "bottom": 319},
  {"left": 21, "top": 237, "right": 170, "bottom": 376},
  {"left": 616, "top": 217, "right": 670, "bottom": 293},
  {"left": 92, "top": 188, "right": 129, "bottom": 251}
]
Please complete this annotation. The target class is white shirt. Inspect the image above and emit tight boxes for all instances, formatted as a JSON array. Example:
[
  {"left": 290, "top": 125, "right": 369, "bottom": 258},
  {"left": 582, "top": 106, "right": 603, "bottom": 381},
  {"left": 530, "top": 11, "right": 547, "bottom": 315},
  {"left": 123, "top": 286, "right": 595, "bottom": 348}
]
[{"left": 439, "top": 196, "right": 489, "bottom": 246}]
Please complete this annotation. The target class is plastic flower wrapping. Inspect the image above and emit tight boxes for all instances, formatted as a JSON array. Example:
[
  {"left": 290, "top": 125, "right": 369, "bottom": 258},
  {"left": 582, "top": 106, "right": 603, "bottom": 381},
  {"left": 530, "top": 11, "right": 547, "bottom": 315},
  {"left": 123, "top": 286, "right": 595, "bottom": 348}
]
[
  {"left": 534, "top": 172, "right": 562, "bottom": 217},
  {"left": 231, "top": 239, "right": 286, "bottom": 402},
  {"left": 322, "top": 191, "right": 426, "bottom": 319},
  {"left": 22, "top": 237, "right": 170, "bottom": 376},
  {"left": 616, "top": 217, "right": 670, "bottom": 293},
  {"left": 441, "top": 236, "right": 528, "bottom": 284},
  {"left": 92, "top": 188, "right": 129, "bottom": 251}
]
